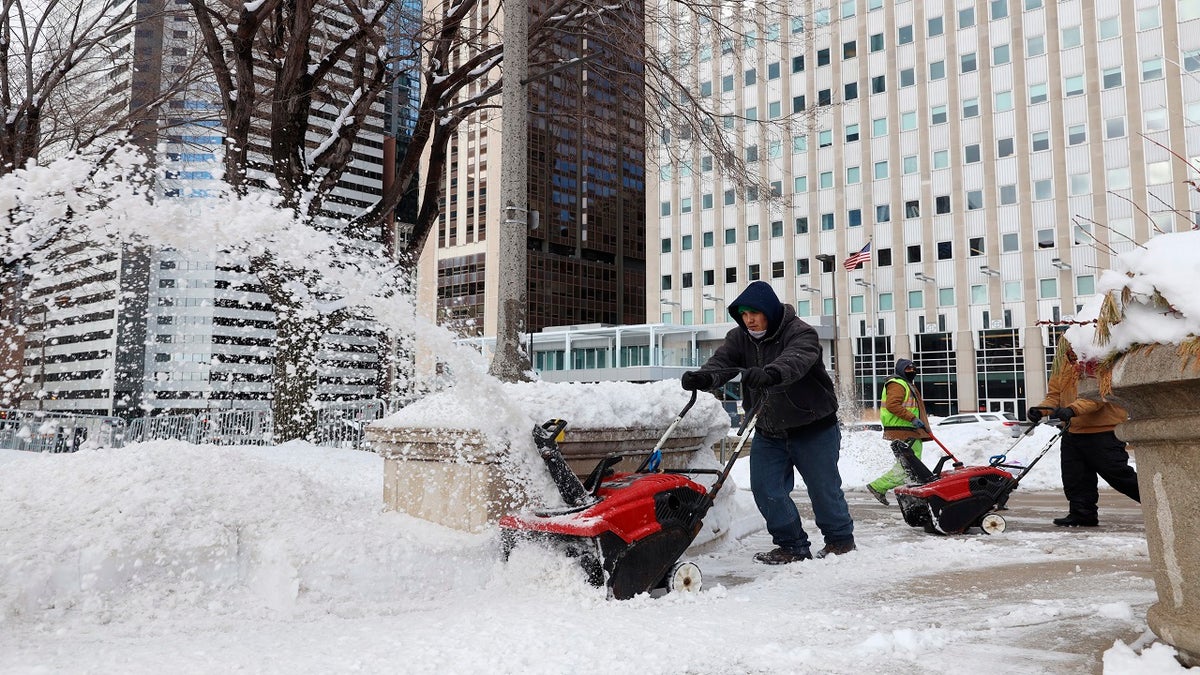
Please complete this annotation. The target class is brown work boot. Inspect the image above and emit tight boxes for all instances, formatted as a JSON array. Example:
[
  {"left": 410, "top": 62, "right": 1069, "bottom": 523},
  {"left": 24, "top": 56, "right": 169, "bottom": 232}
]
[{"left": 815, "top": 539, "right": 856, "bottom": 559}]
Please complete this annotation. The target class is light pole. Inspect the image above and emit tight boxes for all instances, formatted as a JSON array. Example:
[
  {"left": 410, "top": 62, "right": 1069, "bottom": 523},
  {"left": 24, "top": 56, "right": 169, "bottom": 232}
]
[
  {"left": 702, "top": 293, "right": 724, "bottom": 323},
  {"left": 814, "top": 253, "right": 838, "bottom": 376},
  {"left": 855, "top": 278, "right": 876, "bottom": 409}
]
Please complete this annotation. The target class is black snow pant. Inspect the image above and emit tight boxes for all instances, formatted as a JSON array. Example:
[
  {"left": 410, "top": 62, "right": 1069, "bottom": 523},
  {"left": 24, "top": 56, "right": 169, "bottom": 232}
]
[{"left": 1060, "top": 430, "right": 1140, "bottom": 519}]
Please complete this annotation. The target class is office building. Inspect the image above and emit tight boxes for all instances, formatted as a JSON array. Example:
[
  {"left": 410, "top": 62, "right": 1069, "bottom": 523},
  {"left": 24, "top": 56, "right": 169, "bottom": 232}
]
[
  {"left": 422, "top": 0, "right": 648, "bottom": 347},
  {"left": 652, "top": 0, "right": 1200, "bottom": 416}
]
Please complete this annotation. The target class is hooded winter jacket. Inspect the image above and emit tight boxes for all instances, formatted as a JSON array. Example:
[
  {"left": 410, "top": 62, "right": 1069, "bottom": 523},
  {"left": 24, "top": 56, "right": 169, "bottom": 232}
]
[{"left": 696, "top": 281, "right": 838, "bottom": 437}]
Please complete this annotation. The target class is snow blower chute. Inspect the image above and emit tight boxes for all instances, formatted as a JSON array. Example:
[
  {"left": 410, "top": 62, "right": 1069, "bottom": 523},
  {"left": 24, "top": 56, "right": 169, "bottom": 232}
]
[
  {"left": 891, "top": 407, "right": 1067, "bottom": 535},
  {"left": 500, "top": 379, "right": 760, "bottom": 600}
]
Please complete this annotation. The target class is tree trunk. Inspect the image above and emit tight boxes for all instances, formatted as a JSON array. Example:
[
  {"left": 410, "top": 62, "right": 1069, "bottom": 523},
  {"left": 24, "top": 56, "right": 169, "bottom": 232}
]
[{"left": 270, "top": 313, "right": 325, "bottom": 442}]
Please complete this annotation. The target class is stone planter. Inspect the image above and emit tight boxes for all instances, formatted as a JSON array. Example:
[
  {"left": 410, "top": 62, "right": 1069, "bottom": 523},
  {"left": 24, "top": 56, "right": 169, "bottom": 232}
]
[
  {"left": 1110, "top": 348, "right": 1200, "bottom": 666},
  {"left": 368, "top": 424, "right": 712, "bottom": 533}
]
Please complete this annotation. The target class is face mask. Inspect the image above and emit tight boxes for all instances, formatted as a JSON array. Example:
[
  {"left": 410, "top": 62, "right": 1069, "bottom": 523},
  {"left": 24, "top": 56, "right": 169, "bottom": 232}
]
[{"left": 748, "top": 328, "right": 767, "bottom": 339}]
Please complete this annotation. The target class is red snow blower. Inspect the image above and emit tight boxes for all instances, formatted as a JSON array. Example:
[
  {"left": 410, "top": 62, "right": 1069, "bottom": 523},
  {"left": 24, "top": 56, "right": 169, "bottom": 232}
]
[
  {"left": 500, "top": 375, "right": 760, "bottom": 600},
  {"left": 891, "top": 407, "right": 1067, "bottom": 535}
]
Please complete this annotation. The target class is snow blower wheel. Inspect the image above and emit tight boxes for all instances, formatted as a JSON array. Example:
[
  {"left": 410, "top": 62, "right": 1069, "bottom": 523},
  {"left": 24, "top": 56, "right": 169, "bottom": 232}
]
[
  {"left": 666, "top": 561, "right": 702, "bottom": 594},
  {"left": 980, "top": 513, "right": 1006, "bottom": 535}
]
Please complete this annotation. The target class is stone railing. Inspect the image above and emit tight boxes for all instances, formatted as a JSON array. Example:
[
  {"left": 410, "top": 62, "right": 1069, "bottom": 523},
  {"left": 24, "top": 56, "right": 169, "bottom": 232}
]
[
  {"left": 368, "top": 424, "right": 714, "bottom": 532},
  {"left": 1108, "top": 348, "right": 1200, "bottom": 667}
]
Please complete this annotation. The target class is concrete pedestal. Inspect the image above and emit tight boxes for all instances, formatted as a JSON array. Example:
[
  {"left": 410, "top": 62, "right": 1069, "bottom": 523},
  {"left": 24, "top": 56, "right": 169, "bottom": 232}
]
[
  {"left": 1111, "top": 348, "right": 1200, "bottom": 666},
  {"left": 369, "top": 425, "right": 711, "bottom": 532}
]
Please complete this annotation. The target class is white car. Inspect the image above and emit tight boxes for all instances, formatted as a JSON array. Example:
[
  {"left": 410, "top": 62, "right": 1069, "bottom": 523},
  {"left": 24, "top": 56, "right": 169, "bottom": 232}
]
[{"left": 936, "top": 412, "right": 1024, "bottom": 438}]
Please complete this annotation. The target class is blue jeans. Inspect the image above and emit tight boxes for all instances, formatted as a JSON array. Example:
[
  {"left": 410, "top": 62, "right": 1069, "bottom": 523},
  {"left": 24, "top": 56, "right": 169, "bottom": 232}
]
[{"left": 749, "top": 423, "right": 854, "bottom": 552}]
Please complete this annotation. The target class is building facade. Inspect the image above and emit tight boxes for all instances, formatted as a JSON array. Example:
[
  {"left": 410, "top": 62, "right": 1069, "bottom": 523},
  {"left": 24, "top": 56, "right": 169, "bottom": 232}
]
[
  {"left": 17, "top": 3, "right": 413, "bottom": 417},
  {"left": 423, "top": 0, "right": 648, "bottom": 339},
  {"left": 651, "top": 0, "right": 1200, "bottom": 417}
]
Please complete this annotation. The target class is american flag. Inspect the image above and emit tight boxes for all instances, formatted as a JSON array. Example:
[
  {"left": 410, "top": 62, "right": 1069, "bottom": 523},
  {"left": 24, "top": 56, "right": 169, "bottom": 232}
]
[{"left": 843, "top": 242, "right": 872, "bottom": 271}]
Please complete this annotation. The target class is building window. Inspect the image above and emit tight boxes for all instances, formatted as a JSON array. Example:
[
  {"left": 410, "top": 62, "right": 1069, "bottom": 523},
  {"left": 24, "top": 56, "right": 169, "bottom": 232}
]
[
  {"left": 962, "top": 98, "right": 979, "bottom": 118},
  {"left": 999, "top": 184, "right": 1017, "bottom": 204},
  {"left": 821, "top": 213, "right": 835, "bottom": 230},
  {"left": 796, "top": 258, "right": 810, "bottom": 275},
  {"left": 1037, "top": 228, "right": 1056, "bottom": 248},
  {"left": 961, "top": 52, "right": 977, "bottom": 73},
  {"left": 661, "top": 238, "right": 671, "bottom": 253},
  {"left": 907, "top": 245, "right": 922, "bottom": 263},
  {"left": 874, "top": 160, "right": 888, "bottom": 179},
  {"left": 958, "top": 6, "right": 975, "bottom": 28},
  {"left": 795, "top": 176, "right": 808, "bottom": 192},
  {"left": 1027, "top": 35, "right": 1045, "bottom": 56},
  {"left": 1029, "top": 83, "right": 1047, "bottom": 104},
  {"left": 681, "top": 272, "right": 693, "bottom": 289},
  {"left": 795, "top": 217, "right": 809, "bottom": 234},
  {"left": 847, "top": 166, "right": 861, "bottom": 184},
  {"left": 1068, "top": 124, "right": 1086, "bottom": 145},
  {"left": 1142, "top": 58, "right": 1165, "bottom": 81},
  {"left": 1039, "top": 278, "right": 1059, "bottom": 299},
  {"left": 930, "top": 60, "right": 945, "bottom": 80},
  {"left": 771, "top": 220, "right": 784, "bottom": 237},
  {"left": 900, "top": 68, "right": 916, "bottom": 87},
  {"left": 1069, "top": 172, "right": 1090, "bottom": 196},
  {"left": 724, "top": 189, "right": 736, "bottom": 206},
  {"left": 994, "top": 44, "right": 1010, "bottom": 65},
  {"left": 792, "top": 55, "right": 805, "bottom": 73},
  {"left": 995, "top": 91, "right": 1013, "bottom": 112},
  {"left": 819, "top": 130, "right": 833, "bottom": 147},
  {"left": 726, "top": 267, "right": 737, "bottom": 283},
  {"left": 1103, "top": 66, "right": 1123, "bottom": 89},
  {"left": 844, "top": 82, "right": 858, "bottom": 100},
  {"left": 903, "top": 155, "right": 919, "bottom": 174},
  {"left": 876, "top": 204, "right": 891, "bottom": 222},
  {"left": 905, "top": 200, "right": 920, "bottom": 218},
  {"left": 937, "top": 241, "right": 953, "bottom": 260},
  {"left": 748, "top": 264, "right": 761, "bottom": 281},
  {"left": 1106, "top": 116, "right": 1126, "bottom": 139},
  {"left": 845, "top": 124, "right": 860, "bottom": 142},
  {"left": 848, "top": 208, "right": 862, "bottom": 227},
  {"left": 872, "top": 118, "right": 888, "bottom": 136},
  {"left": 703, "top": 231, "right": 714, "bottom": 247},
  {"left": 932, "top": 150, "right": 949, "bottom": 169},
  {"left": 901, "top": 111, "right": 918, "bottom": 130},
  {"left": 725, "top": 228, "right": 736, "bottom": 244},
  {"left": 661, "top": 275, "right": 672, "bottom": 290},
  {"left": 928, "top": 16, "right": 944, "bottom": 36},
  {"left": 1033, "top": 179, "right": 1052, "bottom": 200},
  {"left": 843, "top": 40, "right": 857, "bottom": 59},
  {"left": 935, "top": 195, "right": 951, "bottom": 214},
  {"left": 898, "top": 25, "right": 913, "bottom": 44},
  {"left": 870, "top": 33, "right": 884, "bottom": 52},
  {"left": 1002, "top": 233, "right": 1019, "bottom": 252},
  {"left": 1064, "top": 75, "right": 1085, "bottom": 96},
  {"left": 772, "top": 261, "right": 785, "bottom": 278},
  {"left": 1032, "top": 130, "right": 1050, "bottom": 151},
  {"left": 931, "top": 105, "right": 948, "bottom": 125},
  {"left": 965, "top": 144, "right": 981, "bottom": 163},
  {"left": 817, "top": 48, "right": 830, "bottom": 66},
  {"left": 966, "top": 190, "right": 983, "bottom": 210},
  {"left": 969, "top": 237, "right": 985, "bottom": 256},
  {"left": 819, "top": 171, "right": 833, "bottom": 189}
]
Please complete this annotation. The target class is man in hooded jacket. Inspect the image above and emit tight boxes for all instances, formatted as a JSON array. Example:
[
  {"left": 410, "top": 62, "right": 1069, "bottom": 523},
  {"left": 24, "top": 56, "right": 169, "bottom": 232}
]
[
  {"left": 681, "top": 281, "right": 855, "bottom": 564},
  {"left": 865, "top": 359, "right": 932, "bottom": 505}
]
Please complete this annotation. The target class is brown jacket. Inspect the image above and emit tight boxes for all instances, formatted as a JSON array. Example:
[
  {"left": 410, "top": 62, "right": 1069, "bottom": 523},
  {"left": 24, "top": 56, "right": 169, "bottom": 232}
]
[
  {"left": 881, "top": 379, "right": 933, "bottom": 441},
  {"left": 1037, "top": 366, "right": 1128, "bottom": 434}
]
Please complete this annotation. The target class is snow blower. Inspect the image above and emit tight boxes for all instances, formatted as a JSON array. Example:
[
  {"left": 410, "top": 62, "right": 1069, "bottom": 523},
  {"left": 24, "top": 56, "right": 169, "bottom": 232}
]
[
  {"left": 891, "top": 407, "right": 1066, "bottom": 535},
  {"left": 500, "top": 376, "right": 760, "bottom": 600}
]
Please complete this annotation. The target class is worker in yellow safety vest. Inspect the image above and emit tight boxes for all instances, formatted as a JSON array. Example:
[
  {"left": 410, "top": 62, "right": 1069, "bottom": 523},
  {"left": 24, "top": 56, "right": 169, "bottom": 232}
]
[{"left": 866, "top": 358, "right": 931, "bottom": 505}]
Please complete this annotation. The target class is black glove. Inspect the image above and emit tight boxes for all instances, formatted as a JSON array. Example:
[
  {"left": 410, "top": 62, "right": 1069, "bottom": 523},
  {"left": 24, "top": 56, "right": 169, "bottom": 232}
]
[
  {"left": 1053, "top": 407, "right": 1075, "bottom": 421},
  {"left": 911, "top": 419, "right": 926, "bottom": 430},
  {"left": 680, "top": 371, "right": 713, "bottom": 391},
  {"left": 1026, "top": 408, "right": 1044, "bottom": 423},
  {"left": 741, "top": 367, "right": 778, "bottom": 390}
]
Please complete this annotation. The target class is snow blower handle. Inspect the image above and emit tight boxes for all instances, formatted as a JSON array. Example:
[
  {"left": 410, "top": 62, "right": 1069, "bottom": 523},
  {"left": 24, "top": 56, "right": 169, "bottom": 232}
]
[
  {"left": 924, "top": 431, "right": 964, "bottom": 469},
  {"left": 640, "top": 390, "right": 699, "bottom": 472},
  {"left": 532, "top": 418, "right": 594, "bottom": 507}
]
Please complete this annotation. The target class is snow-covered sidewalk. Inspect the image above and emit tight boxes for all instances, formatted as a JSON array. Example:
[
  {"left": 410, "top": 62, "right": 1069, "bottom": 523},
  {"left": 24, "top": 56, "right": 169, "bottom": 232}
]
[{"left": 0, "top": 435, "right": 1187, "bottom": 674}]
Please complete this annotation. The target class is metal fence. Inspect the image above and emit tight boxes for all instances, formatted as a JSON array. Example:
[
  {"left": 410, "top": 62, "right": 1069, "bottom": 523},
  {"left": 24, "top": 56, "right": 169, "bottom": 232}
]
[
  {"left": 1, "top": 400, "right": 385, "bottom": 453},
  {"left": 124, "top": 400, "right": 385, "bottom": 449},
  {"left": 0, "top": 409, "right": 126, "bottom": 453}
]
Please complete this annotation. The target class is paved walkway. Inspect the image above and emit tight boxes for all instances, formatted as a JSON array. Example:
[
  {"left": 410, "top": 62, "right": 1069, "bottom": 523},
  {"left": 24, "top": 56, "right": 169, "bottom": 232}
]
[{"left": 713, "top": 489, "right": 1154, "bottom": 674}]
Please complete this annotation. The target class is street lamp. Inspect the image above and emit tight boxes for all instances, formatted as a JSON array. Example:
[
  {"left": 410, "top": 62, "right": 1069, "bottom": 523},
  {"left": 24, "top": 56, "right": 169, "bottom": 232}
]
[
  {"left": 799, "top": 284, "right": 820, "bottom": 294},
  {"left": 914, "top": 272, "right": 936, "bottom": 283},
  {"left": 814, "top": 253, "right": 839, "bottom": 376},
  {"left": 854, "top": 278, "right": 878, "bottom": 408},
  {"left": 1051, "top": 258, "right": 1072, "bottom": 270},
  {"left": 980, "top": 265, "right": 1002, "bottom": 277}
]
